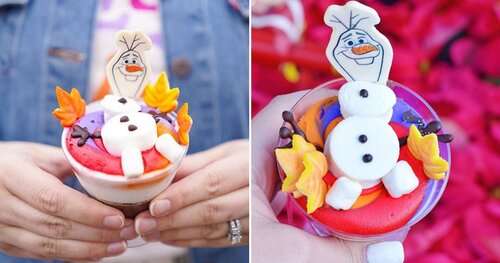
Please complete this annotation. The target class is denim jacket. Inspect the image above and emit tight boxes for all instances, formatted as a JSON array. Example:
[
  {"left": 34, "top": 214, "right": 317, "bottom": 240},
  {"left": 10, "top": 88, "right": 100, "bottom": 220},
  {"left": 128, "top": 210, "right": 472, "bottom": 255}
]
[{"left": 0, "top": 0, "right": 249, "bottom": 262}]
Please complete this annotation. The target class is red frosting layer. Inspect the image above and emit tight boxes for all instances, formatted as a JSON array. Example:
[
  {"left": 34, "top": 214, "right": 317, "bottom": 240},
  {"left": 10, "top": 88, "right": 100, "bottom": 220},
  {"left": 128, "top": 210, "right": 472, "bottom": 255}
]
[{"left": 65, "top": 127, "right": 170, "bottom": 175}]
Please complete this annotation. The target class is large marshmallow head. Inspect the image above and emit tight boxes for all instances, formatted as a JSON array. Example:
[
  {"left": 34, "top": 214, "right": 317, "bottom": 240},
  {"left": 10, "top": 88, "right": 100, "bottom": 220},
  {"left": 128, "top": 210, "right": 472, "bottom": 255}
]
[
  {"left": 106, "top": 30, "right": 152, "bottom": 98},
  {"left": 100, "top": 95, "right": 141, "bottom": 122},
  {"left": 338, "top": 81, "right": 396, "bottom": 122},
  {"left": 324, "top": 116, "right": 399, "bottom": 187},
  {"left": 101, "top": 112, "right": 157, "bottom": 157},
  {"left": 324, "top": 1, "right": 393, "bottom": 83}
]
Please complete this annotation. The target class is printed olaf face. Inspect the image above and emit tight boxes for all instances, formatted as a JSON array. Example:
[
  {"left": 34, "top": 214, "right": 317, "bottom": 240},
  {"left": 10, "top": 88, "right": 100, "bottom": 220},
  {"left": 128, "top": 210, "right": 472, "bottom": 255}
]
[
  {"left": 100, "top": 112, "right": 157, "bottom": 157},
  {"left": 324, "top": 1, "right": 393, "bottom": 83},
  {"left": 336, "top": 29, "right": 381, "bottom": 65},
  {"left": 324, "top": 116, "right": 399, "bottom": 188},
  {"left": 106, "top": 30, "right": 152, "bottom": 98},
  {"left": 115, "top": 51, "right": 146, "bottom": 82}
]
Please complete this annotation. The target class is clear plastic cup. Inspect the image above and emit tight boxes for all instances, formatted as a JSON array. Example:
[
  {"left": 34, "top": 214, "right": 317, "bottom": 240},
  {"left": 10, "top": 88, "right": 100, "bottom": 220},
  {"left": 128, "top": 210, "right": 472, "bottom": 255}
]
[
  {"left": 61, "top": 103, "right": 188, "bottom": 219},
  {"left": 275, "top": 79, "right": 451, "bottom": 242}
]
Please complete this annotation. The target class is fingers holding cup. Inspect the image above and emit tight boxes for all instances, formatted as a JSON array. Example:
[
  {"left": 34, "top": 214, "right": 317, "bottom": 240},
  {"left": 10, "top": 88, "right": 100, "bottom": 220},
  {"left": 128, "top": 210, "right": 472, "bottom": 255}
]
[
  {"left": 143, "top": 217, "right": 249, "bottom": 246},
  {"left": 137, "top": 187, "right": 248, "bottom": 234},
  {"left": 149, "top": 149, "right": 249, "bottom": 218}
]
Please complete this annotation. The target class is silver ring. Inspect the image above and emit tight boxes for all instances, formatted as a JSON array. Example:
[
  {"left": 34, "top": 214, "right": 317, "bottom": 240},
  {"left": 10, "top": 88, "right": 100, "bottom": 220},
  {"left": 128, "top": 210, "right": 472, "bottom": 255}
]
[{"left": 227, "top": 219, "right": 242, "bottom": 245}]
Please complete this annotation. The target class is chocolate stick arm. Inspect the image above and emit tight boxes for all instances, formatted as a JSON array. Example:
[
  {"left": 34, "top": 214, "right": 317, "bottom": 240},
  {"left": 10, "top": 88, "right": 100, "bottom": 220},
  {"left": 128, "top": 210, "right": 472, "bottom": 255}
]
[
  {"left": 399, "top": 133, "right": 453, "bottom": 147},
  {"left": 282, "top": 111, "right": 306, "bottom": 138}
]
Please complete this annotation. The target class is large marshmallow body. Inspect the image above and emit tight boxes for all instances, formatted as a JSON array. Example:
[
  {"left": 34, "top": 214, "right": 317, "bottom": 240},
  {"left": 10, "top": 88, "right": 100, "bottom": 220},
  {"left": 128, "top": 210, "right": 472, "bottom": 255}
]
[
  {"left": 101, "top": 112, "right": 158, "bottom": 178},
  {"left": 338, "top": 81, "right": 396, "bottom": 123},
  {"left": 324, "top": 116, "right": 399, "bottom": 188},
  {"left": 101, "top": 112, "right": 157, "bottom": 157}
]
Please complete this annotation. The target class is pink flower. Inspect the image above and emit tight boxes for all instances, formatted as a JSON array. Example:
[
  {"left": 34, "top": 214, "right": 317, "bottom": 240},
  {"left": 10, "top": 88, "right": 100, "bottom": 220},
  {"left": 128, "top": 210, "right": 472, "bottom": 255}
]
[{"left": 464, "top": 200, "right": 500, "bottom": 261}]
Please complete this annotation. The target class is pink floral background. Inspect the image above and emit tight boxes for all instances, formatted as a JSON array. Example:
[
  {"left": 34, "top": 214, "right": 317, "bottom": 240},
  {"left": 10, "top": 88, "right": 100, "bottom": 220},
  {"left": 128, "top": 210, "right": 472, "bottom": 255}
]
[{"left": 252, "top": 0, "right": 500, "bottom": 262}]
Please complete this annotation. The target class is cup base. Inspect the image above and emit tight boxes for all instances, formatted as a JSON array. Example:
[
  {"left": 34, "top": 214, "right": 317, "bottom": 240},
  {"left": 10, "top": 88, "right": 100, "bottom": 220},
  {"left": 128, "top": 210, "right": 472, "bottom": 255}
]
[
  {"left": 127, "top": 236, "right": 147, "bottom": 248},
  {"left": 85, "top": 190, "right": 151, "bottom": 218}
]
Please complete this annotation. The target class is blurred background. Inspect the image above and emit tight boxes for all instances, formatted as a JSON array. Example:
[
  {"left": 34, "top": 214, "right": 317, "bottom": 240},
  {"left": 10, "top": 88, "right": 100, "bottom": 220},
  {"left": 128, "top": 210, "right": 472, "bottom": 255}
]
[{"left": 251, "top": 0, "right": 500, "bottom": 262}]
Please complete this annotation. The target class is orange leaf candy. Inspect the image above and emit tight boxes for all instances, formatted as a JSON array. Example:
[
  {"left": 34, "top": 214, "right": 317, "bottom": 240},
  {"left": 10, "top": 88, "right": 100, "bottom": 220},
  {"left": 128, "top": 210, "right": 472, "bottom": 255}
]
[
  {"left": 52, "top": 86, "right": 86, "bottom": 127},
  {"left": 295, "top": 151, "right": 328, "bottom": 214},
  {"left": 143, "top": 71, "right": 180, "bottom": 113},
  {"left": 275, "top": 135, "right": 316, "bottom": 193},
  {"left": 177, "top": 103, "right": 192, "bottom": 146}
]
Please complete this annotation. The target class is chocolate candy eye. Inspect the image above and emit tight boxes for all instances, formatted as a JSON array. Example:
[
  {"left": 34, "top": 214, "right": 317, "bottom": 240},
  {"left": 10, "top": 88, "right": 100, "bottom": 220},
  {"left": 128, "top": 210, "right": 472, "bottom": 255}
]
[
  {"left": 362, "top": 154, "right": 373, "bottom": 163},
  {"left": 118, "top": 97, "right": 127, "bottom": 104},
  {"left": 358, "top": 134, "right": 368, "bottom": 143},
  {"left": 120, "top": 116, "right": 129, "bottom": 123},
  {"left": 128, "top": 125, "right": 137, "bottom": 131},
  {"left": 359, "top": 89, "right": 369, "bottom": 98}
]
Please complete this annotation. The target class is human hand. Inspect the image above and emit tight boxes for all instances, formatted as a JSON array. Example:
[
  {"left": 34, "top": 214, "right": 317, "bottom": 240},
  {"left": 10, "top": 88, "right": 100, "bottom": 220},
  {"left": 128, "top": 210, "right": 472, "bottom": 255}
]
[
  {"left": 135, "top": 140, "right": 249, "bottom": 247},
  {"left": 0, "top": 142, "right": 136, "bottom": 261},
  {"left": 252, "top": 92, "right": 404, "bottom": 263}
]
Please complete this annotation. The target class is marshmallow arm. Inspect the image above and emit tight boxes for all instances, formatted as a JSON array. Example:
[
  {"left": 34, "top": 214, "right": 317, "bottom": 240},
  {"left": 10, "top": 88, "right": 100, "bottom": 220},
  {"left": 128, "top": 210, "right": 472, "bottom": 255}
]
[
  {"left": 155, "top": 133, "right": 184, "bottom": 163},
  {"left": 121, "top": 147, "right": 144, "bottom": 178},
  {"left": 325, "top": 176, "right": 362, "bottom": 210},
  {"left": 382, "top": 161, "right": 419, "bottom": 198}
]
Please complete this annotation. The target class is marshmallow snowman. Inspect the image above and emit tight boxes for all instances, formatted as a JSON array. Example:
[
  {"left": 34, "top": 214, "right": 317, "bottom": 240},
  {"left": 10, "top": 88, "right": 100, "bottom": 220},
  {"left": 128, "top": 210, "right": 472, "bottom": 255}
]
[
  {"left": 323, "top": 2, "right": 418, "bottom": 210},
  {"left": 98, "top": 30, "right": 185, "bottom": 179}
]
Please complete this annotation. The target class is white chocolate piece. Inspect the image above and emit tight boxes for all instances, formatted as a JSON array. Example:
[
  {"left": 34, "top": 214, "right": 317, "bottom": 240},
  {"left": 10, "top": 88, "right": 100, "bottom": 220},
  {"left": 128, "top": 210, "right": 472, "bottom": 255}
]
[
  {"left": 338, "top": 81, "right": 396, "bottom": 122},
  {"left": 155, "top": 133, "right": 185, "bottom": 163},
  {"left": 324, "top": 1, "right": 393, "bottom": 83},
  {"left": 101, "top": 95, "right": 141, "bottom": 122},
  {"left": 325, "top": 176, "right": 362, "bottom": 210},
  {"left": 101, "top": 112, "right": 157, "bottom": 157},
  {"left": 324, "top": 116, "right": 399, "bottom": 184},
  {"left": 383, "top": 161, "right": 419, "bottom": 198},
  {"left": 121, "top": 148, "right": 144, "bottom": 178},
  {"left": 106, "top": 30, "right": 152, "bottom": 98},
  {"left": 367, "top": 241, "right": 404, "bottom": 263}
]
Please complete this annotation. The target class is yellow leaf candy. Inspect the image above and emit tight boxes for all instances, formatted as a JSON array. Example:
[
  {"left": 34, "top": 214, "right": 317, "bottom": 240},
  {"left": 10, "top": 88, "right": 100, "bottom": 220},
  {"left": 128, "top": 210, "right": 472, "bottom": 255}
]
[
  {"left": 144, "top": 72, "right": 180, "bottom": 113},
  {"left": 275, "top": 135, "right": 316, "bottom": 193},
  {"left": 295, "top": 151, "right": 328, "bottom": 214},
  {"left": 407, "top": 124, "right": 449, "bottom": 180}
]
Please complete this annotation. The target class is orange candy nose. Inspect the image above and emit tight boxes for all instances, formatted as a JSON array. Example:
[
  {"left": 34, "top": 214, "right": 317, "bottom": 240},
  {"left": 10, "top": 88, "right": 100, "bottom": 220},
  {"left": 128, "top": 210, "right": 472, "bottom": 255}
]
[
  {"left": 351, "top": 44, "right": 378, "bottom": 55},
  {"left": 126, "top": 64, "right": 143, "bottom": 72}
]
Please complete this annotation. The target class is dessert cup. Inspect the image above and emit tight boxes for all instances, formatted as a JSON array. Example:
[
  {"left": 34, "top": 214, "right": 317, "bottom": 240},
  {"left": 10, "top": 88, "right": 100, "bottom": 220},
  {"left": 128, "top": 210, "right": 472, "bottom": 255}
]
[
  {"left": 61, "top": 103, "right": 187, "bottom": 219},
  {"left": 275, "top": 78, "right": 451, "bottom": 242}
]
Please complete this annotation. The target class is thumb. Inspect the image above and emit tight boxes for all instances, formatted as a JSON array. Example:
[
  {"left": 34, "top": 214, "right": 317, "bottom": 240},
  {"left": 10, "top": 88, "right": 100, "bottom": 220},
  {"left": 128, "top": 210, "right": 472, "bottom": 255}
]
[
  {"left": 1, "top": 142, "right": 73, "bottom": 180},
  {"left": 32, "top": 143, "right": 74, "bottom": 180}
]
